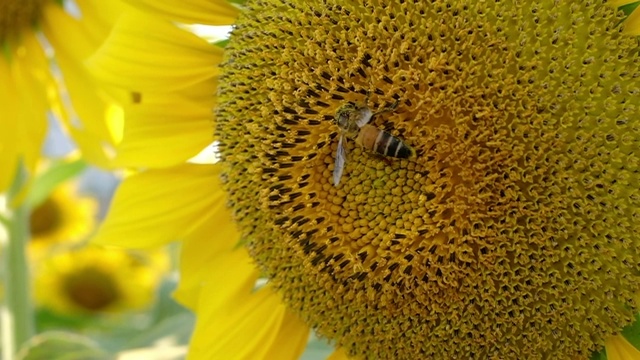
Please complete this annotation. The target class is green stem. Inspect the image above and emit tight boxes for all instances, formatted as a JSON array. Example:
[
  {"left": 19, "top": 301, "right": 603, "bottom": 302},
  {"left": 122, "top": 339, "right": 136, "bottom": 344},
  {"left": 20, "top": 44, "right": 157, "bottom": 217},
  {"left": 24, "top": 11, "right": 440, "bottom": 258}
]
[{"left": 1, "top": 169, "right": 34, "bottom": 360}]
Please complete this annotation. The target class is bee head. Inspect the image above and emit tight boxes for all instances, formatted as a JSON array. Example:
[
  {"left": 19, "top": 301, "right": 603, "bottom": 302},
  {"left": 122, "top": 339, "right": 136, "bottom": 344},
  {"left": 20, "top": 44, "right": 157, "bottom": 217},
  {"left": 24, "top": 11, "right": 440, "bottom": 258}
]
[{"left": 335, "top": 103, "right": 357, "bottom": 130}]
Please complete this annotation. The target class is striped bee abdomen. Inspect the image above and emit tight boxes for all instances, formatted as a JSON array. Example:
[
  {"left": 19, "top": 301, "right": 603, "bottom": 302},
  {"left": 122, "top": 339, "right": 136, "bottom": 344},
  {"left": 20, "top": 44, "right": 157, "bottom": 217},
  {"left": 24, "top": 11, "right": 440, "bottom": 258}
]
[{"left": 355, "top": 124, "right": 414, "bottom": 159}]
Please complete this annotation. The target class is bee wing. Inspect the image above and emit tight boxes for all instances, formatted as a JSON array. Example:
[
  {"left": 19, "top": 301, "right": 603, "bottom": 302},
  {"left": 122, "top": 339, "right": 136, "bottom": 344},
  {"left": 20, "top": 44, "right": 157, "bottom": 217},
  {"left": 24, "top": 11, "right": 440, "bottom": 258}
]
[
  {"left": 356, "top": 107, "right": 374, "bottom": 127},
  {"left": 333, "top": 135, "right": 347, "bottom": 186}
]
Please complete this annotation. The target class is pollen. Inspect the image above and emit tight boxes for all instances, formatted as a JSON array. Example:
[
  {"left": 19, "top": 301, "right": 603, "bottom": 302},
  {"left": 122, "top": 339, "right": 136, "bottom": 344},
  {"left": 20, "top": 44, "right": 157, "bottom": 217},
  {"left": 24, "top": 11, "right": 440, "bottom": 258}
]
[
  {"left": 0, "top": 0, "right": 47, "bottom": 42},
  {"left": 215, "top": 1, "right": 640, "bottom": 359}
]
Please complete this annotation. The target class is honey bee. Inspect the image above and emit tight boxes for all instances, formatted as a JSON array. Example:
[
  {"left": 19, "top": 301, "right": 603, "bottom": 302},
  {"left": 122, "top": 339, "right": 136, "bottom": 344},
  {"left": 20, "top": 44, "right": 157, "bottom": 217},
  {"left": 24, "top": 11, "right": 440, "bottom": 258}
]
[{"left": 333, "top": 102, "right": 415, "bottom": 186}]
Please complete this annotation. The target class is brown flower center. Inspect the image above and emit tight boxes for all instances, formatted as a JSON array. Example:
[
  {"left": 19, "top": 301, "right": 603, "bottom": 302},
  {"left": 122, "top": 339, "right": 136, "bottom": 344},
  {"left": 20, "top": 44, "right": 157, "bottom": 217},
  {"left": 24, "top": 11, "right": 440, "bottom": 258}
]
[
  {"left": 0, "top": 0, "right": 48, "bottom": 43},
  {"left": 216, "top": 1, "right": 640, "bottom": 358},
  {"left": 63, "top": 267, "right": 120, "bottom": 312},
  {"left": 30, "top": 198, "right": 62, "bottom": 238}
]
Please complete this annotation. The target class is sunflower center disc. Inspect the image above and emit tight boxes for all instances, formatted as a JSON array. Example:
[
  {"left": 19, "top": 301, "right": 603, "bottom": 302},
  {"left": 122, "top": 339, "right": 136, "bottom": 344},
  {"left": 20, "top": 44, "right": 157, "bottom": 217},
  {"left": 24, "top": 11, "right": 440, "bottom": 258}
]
[
  {"left": 63, "top": 267, "right": 120, "bottom": 311},
  {"left": 216, "top": 1, "right": 640, "bottom": 358},
  {"left": 30, "top": 198, "right": 62, "bottom": 237}
]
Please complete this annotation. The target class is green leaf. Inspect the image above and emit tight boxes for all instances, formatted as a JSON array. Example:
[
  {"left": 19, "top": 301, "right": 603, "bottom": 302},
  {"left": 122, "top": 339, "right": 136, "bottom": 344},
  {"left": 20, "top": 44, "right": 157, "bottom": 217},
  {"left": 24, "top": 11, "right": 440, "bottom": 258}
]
[
  {"left": 619, "top": 2, "right": 640, "bottom": 16},
  {"left": 17, "top": 331, "right": 109, "bottom": 360},
  {"left": 34, "top": 308, "right": 94, "bottom": 331},
  {"left": 590, "top": 346, "right": 607, "bottom": 360},
  {"left": 214, "top": 39, "right": 230, "bottom": 48},
  {"left": 26, "top": 159, "right": 86, "bottom": 208},
  {"left": 621, "top": 313, "right": 640, "bottom": 351}
]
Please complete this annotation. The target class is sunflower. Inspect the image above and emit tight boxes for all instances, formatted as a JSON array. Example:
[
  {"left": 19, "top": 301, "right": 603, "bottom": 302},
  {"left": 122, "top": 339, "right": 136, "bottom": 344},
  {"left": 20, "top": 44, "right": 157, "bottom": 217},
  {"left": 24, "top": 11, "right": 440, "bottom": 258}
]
[
  {"left": 33, "top": 245, "right": 168, "bottom": 315},
  {"left": 0, "top": 0, "right": 130, "bottom": 192},
  {"left": 90, "top": 0, "right": 640, "bottom": 359},
  {"left": 28, "top": 182, "right": 97, "bottom": 261}
]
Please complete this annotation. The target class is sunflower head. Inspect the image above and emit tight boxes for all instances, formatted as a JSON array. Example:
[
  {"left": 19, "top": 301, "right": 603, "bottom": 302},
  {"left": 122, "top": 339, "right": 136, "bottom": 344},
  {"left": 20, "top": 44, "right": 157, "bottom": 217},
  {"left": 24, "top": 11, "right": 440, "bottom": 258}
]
[
  {"left": 28, "top": 183, "right": 96, "bottom": 260},
  {"left": 34, "top": 246, "right": 166, "bottom": 315},
  {"left": 215, "top": 0, "right": 640, "bottom": 358}
]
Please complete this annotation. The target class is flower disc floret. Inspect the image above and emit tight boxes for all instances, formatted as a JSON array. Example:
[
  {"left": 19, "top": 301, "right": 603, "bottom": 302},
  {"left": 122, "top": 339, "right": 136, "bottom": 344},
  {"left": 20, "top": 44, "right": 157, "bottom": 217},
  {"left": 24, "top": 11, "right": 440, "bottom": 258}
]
[{"left": 216, "top": 1, "right": 640, "bottom": 358}]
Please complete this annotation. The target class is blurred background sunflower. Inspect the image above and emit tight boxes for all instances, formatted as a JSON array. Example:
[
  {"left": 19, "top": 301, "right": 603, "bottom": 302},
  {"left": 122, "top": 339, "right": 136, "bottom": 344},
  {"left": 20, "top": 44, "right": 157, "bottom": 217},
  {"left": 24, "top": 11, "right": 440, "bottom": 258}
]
[
  {"left": 0, "top": 153, "right": 194, "bottom": 359},
  {"left": 34, "top": 245, "right": 167, "bottom": 315},
  {"left": 27, "top": 180, "right": 96, "bottom": 261}
]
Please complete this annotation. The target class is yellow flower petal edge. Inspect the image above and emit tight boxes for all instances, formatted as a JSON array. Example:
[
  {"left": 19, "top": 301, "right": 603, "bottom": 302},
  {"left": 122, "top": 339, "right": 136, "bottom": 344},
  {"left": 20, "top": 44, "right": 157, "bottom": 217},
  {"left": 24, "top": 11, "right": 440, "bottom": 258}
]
[
  {"left": 42, "top": 3, "right": 121, "bottom": 168},
  {"left": 608, "top": 0, "right": 640, "bottom": 7},
  {"left": 113, "top": 94, "right": 215, "bottom": 168},
  {"left": 122, "top": 0, "right": 239, "bottom": 25},
  {"left": 0, "top": 32, "right": 49, "bottom": 191},
  {"left": 175, "top": 245, "right": 255, "bottom": 313},
  {"left": 177, "top": 236, "right": 310, "bottom": 359},
  {"left": 0, "top": 67, "right": 29, "bottom": 191},
  {"left": 88, "top": 10, "right": 223, "bottom": 93},
  {"left": 92, "top": 163, "right": 223, "bottom": 248},
  {"left": 172, "top": 204, "right": 242, "bottom": 311},
  {"left": 77, "top": 0, "right": 131, "bottom": 33},
  {"left": 261, "top": 308, "right": 310, "bottom": 360},
  {"left": 623, "top": 5, "right": 640, "bottom": 35},
  {"left": 605, "top": 334, "right": 640, "bottom": 360},
  {"left": 189, "top": 283, "right": 308, "bottom": 360}
]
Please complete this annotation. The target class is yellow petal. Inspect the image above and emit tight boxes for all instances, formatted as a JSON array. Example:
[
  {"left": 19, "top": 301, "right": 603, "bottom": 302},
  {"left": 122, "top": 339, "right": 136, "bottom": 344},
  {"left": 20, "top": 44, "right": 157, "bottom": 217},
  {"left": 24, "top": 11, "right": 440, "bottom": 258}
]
[
  {"left": 262, "top": 308, "right": 310, "bottom": 360},
  {"left": 326, "top": 348, "right": 350, "bottom": 360},
  {"left": 174, "top": 246, "right": 255, "bottom": 312},
  {"left": 92, "top": 163, "right": 223, "bottom": 247},
  {"left": 76, "top": 0, "right": 130, "bottom": 35},
  {"left": 113, "top": 94, "right": 215, "bottom": 168},
  {"left": 43, "top": 2, "right": 99, "bottom": 61},
  {"left": 0, "top": 62, "right": 23, "bottom": 191},
  {"left": 606, "top": 334, "right": 640, "bottom": 360},
  {"left": 88, "top": 10, "right": 222, "bottom": 93},
  {"left": 189, "top": 284, "right": 308, "bottom": 360},
  {"left": 608, "top": 0, "right": 640, "bottom": 7},
  {"left": 0, "top": 34, "right": 50, "bottom": 191},
  {"left": 172, "top": 198, "right": 241, "bottom": 310},
  {"left": 623, "top": 5, "right": 640, "bottom": 35},
  {"left": 122, "top": 0, "right": 239, "bottom": 25},
  {"left": 43, "top": 4, "right": 121, "bottom": 168}
]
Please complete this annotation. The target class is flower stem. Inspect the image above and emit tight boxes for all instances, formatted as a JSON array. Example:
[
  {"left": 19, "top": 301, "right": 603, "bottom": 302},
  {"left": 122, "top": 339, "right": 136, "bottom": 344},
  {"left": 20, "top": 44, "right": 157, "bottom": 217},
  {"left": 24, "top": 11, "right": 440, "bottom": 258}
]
[{"left": 1, "top": 168, "right": 34, "bottom": 360}]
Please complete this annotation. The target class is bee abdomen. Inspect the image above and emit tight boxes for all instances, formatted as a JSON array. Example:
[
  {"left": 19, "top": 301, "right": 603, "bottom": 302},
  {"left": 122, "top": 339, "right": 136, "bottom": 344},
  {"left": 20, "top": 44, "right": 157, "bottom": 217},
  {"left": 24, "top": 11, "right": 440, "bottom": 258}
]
[{"left": 374, "top": 130, "right": 413, "bottom": 158}]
